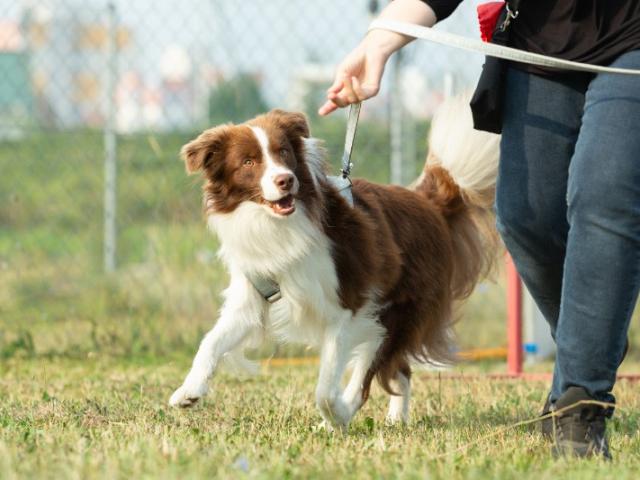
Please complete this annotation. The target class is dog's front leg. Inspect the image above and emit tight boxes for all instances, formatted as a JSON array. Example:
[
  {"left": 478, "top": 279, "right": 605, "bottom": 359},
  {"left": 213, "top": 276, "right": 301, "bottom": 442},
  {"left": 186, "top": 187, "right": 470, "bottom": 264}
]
[
  {"left": 342, "top": 338, "right": 382, "bottom": 420},
  {"left": 169, "top": 275, "right": 262, "bottom": 408},
  {"left": 315, "top": 315, "right": 353, "bottom": 431}
]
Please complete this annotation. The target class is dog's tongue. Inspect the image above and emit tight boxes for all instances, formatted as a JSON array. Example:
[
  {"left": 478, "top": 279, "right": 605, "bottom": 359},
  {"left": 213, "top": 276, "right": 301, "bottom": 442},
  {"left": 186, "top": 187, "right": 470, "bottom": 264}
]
[
  {"left": 272, "top": 195, "right": 295, "bottom": 215},
  {"left": 277, "top": 196, "right": 293, "bottom": 208}
]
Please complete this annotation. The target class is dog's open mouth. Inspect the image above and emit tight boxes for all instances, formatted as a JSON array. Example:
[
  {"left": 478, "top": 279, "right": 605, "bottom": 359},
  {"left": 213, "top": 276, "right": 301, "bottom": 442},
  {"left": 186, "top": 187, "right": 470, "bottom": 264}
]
[{"left": 267, "top": 194, "right": 296, "bottom": 216}]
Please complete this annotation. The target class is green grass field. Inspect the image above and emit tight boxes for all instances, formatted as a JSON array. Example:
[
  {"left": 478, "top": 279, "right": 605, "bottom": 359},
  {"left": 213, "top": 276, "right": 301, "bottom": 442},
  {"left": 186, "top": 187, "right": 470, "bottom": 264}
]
[
  {"left": 2, "top": 357, "right": 640, "bottom": 479},
  {"left": 2, "top": 127, "right": 640, "bottom": 478}
]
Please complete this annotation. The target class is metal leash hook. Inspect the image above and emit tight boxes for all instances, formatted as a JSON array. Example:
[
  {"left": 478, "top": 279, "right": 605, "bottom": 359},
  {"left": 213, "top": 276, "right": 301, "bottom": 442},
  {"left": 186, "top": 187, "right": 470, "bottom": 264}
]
[
  {"left": 329, "top": 102, "right": 361, "bottom": 207},
  {"left": 500, "top": 2, "right": 519, "bottom": 32}
]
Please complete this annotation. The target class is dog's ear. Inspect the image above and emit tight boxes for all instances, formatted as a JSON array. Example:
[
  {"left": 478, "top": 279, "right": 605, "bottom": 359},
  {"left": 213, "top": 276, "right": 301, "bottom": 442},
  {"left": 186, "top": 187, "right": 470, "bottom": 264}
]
[
  {"left": 180, "top": 124, "right": 232, "bottom": 174},
  {"left": 268, "top": 109, "right": 310, "bottom": 140}
]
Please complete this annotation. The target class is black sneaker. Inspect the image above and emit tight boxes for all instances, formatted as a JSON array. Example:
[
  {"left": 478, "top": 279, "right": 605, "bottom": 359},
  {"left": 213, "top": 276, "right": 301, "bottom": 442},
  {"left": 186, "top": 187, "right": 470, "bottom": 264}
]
[
  {"left": 550, "top": 386, "right": 612, "bottom": 459},
  {"left": 540, "top": 337, "right": 628, "bottom": 439},
  {"left": 540, "top": 393, "right": 553, "bottom": 439}
]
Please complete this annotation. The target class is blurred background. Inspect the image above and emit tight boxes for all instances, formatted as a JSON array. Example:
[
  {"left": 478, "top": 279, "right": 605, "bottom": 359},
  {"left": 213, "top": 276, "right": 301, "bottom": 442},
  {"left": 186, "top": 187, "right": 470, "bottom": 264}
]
[{"left": 0, "top": 0, "right": 637, "bottom": 363}]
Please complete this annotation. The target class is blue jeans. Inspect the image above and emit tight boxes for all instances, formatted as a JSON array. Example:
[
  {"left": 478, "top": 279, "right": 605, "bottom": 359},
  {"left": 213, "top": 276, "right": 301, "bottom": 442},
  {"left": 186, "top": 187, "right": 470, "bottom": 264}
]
[{"left": 496, "top": 50, "right": 640, "bottom": 404}]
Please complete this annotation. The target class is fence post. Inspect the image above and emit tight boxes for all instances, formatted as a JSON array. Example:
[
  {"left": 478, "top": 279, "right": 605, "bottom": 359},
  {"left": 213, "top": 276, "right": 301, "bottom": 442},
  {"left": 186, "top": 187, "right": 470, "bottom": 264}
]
[
  {"left": 507, "top": 254, "right": 523, "bottom": 375},
  {"left": 104, "top": 2, "right": 118, "bottom": 272},
  {"left": 389, "top": 49, "right": 404, "bottom": 185}
]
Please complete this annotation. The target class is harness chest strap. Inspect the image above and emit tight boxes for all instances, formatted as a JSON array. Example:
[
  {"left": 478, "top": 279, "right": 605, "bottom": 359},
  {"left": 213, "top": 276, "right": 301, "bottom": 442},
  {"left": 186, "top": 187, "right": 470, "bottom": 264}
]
[{"left": 249, "top": 274, "right": 282, "bottom": 303}]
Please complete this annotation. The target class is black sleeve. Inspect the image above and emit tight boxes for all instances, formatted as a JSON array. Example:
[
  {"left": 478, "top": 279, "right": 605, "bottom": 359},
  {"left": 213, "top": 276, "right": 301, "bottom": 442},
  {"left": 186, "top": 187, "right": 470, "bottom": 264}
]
[{"left": 420, "top": 0, "right": 464, "bottom": 22}]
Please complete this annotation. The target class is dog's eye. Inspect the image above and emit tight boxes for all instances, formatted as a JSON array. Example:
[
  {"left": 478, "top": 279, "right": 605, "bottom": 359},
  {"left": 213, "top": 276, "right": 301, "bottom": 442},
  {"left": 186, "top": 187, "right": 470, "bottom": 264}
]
[
  {"left": 243, "top": 159, "right": 255, "bottom": 167},
  {"left": 280, "top": 148, "right": 289, "bottom": 159}
]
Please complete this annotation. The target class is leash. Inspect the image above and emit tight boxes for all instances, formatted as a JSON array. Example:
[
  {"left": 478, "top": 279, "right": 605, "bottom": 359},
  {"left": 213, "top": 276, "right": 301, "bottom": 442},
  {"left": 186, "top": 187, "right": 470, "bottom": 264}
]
[
  {"left": 249, "top": 103, "right": 362, "bottom": 303},
  {"left": 341, "top": 102, "right": 362, "bottom": 178},
  {"left": 369, "top": 19, "right": 640, "bottom": 76},
  {"left": 327, "top": 102, "right": 362, "bottom": 207}
]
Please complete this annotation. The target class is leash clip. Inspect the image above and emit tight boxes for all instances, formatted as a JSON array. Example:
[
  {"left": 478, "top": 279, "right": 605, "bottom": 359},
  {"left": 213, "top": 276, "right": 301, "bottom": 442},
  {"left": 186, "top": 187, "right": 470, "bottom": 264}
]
[
  {"left": 500, "top": 3, "right": 519, "bottom": 31},
  {"left": 341, "top": 162, "right": 353, "bottom": 179}
]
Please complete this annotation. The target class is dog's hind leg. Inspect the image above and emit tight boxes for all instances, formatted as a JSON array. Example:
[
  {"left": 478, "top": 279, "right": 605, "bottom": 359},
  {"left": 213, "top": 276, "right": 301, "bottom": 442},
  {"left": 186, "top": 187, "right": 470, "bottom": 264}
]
[{"left": 386, "top": 360, "right": 411, "bottom": 425}]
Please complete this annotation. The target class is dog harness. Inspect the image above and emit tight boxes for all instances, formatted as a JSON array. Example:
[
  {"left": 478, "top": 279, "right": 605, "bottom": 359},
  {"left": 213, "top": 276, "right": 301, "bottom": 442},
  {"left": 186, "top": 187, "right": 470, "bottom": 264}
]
[{"left": 247, "top": 103, "right": 362, "bottom": 303}]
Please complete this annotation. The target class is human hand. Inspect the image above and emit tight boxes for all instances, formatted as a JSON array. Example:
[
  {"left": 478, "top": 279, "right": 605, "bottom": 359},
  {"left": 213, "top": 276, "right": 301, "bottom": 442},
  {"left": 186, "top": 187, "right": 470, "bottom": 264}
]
[
  {"left": 318, "top": 36, "right": 391, "bottom": 116},
  {"left": 318, "top": 0, "right": 436, "bottom": 116}
]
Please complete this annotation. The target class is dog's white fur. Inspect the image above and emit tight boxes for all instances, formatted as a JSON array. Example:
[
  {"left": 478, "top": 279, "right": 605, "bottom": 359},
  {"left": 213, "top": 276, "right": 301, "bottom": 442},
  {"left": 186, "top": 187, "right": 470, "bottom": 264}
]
[{"left": 251, "top": 126, "right": 300, "bottom": 202}]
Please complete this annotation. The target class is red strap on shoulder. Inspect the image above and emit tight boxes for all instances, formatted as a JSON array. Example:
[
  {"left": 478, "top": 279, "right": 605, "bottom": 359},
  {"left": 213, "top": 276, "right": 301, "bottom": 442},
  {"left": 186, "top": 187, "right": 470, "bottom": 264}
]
[{"left": 477, "top": 1, "right": 505, "bottom": 42}]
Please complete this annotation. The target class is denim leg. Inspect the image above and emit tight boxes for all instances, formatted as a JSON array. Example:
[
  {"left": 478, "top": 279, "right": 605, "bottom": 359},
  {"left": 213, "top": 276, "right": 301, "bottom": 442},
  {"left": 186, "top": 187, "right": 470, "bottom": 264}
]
[
  {"left": 497, "top": 68, "right": 586, "bottom": 334},
  {"left": 552, "top": 50, "right": 640, "bottom": 403}
]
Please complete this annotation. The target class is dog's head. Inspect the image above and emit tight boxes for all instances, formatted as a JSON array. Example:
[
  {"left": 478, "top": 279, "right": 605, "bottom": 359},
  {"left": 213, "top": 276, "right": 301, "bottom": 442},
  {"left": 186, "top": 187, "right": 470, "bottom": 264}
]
[{"left": 181, "top": 110, "right": 319, "bottom": 218}]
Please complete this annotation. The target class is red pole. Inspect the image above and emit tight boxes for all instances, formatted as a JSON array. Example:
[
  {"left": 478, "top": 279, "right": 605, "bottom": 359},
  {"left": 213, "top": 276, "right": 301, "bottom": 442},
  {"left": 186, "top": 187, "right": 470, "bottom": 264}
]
[{"left": 506, "top": 254, "right": 523, "bottom": 376}]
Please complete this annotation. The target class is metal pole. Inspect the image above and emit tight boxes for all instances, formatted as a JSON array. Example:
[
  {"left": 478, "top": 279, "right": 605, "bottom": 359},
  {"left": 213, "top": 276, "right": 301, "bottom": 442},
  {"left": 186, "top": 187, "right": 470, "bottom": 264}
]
[
  {"left": 507, "top": 254, "right": 523, "bottom": 375},
  {"left": 389, "top": 50, "right": 403, "bottom": 185},
  {"left": 404, "top": 108, "right": 416, "bottom": 182},
  {"left": 104, "top": 2, "right": 117, "bottom": 272},
  {"left": 19, "top": 7, "right": 34, "bottom": 132}
]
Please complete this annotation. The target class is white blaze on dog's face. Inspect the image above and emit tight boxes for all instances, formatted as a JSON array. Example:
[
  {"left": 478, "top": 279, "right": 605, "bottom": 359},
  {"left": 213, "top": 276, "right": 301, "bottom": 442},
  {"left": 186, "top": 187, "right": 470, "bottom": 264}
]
[
  {"left": 250, "top": 126, "right": 300, "bottom": 215},
  {"left": 180, "top": 110, "right": 314, "bottom": 218}
]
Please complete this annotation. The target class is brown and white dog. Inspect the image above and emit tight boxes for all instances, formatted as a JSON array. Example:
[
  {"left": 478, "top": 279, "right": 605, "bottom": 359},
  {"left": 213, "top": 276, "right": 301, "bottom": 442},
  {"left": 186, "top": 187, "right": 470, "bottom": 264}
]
[{"left": 169, "top": 95, "right": 501, "bottom": 429}]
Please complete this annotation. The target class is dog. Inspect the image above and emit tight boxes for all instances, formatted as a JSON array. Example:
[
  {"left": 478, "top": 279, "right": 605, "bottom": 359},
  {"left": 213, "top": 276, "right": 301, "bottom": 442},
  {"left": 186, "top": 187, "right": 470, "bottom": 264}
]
[{"left": 169, "top": 95, "right": 501, "bottom": 429}]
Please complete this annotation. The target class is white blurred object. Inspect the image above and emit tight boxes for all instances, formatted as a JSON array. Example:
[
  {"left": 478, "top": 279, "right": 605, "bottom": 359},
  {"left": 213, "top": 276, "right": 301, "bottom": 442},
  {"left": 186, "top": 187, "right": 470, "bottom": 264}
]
[
  {"left": 399, "top": 67, "right": 430, "bottom": 118},
  {"left": 523, "top": 288, "right": 556, "bottom": 363},
  {"left": 160, "top": 45, "right": 192, "bottom": 83}
]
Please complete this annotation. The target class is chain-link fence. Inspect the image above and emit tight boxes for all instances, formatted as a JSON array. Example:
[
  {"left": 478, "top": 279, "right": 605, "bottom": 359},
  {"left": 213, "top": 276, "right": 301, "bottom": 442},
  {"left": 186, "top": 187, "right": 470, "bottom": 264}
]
[{"left": 1, "top": 0, "right": 509, "bottom": 359}]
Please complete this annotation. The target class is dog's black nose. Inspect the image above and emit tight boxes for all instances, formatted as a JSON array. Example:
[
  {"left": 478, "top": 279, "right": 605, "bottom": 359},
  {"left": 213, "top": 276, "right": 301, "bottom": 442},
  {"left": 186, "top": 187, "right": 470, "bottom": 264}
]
[{"left": 275, "top": 173, "right": 294, "bottom": 192}]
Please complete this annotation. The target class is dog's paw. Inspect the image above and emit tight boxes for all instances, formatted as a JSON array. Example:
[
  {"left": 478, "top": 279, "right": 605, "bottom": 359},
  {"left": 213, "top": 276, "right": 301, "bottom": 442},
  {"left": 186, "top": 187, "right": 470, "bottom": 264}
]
[
  {"left": 316, "top": 395, "right": 350, "bottom": 432},
  {"left": 385, "top": 412, "right": 408, "bottom": 426},
  {"left": 312, "top": 420, "right": 335, "bottom": 433},
  {"left": 169, "top": 381, "right": 208, "bottom": 408}
]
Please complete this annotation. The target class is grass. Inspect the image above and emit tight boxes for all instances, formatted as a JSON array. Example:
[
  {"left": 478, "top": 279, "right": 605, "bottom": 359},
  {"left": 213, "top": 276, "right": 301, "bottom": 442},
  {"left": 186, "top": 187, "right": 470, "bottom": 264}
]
[{"left": 2, "top": 356, "right": 640, "bottom": 479}]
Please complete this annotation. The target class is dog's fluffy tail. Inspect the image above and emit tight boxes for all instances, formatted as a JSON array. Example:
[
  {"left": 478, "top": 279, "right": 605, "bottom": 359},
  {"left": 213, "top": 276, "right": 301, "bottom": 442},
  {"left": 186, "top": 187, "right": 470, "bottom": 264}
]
[{"left": 414, "top": 93, "right": 501, "bottom": 300}]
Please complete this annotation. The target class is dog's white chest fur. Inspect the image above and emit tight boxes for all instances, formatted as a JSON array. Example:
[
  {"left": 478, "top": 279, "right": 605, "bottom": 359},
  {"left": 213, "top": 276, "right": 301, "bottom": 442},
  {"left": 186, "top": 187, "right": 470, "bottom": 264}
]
[
  {"left": 265, "top": 244, "right": 341, "bottom": 344},
  {"left": 208, "top": 203, "right": 343, "bottom": 345}
]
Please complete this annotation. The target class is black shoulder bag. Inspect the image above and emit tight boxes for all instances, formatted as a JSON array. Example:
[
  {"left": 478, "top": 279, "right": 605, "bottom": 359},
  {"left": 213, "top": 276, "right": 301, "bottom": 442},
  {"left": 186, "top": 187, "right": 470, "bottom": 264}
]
[{"left": 469, "top": 0, "right": 521, "bottom": 134}]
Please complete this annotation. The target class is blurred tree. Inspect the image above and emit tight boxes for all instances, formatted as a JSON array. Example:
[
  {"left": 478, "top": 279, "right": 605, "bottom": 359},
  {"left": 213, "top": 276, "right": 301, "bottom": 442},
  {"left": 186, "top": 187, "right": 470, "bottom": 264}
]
[{"left": 208, "top": 73, "right": 270, "bottom": 125}]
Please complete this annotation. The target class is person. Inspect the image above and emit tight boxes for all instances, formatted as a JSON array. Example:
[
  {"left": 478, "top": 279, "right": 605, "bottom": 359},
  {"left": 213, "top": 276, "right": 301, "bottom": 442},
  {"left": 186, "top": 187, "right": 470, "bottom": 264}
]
[{"left": 319, "top": 0, "right": 640, "bottom": 459}]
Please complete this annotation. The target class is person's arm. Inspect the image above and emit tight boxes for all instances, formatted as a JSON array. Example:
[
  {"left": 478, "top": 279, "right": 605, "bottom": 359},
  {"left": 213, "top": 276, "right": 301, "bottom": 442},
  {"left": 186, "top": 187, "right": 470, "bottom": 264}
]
[{"left": 318, "top": 0, "right": 462, "bottom": 116}]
